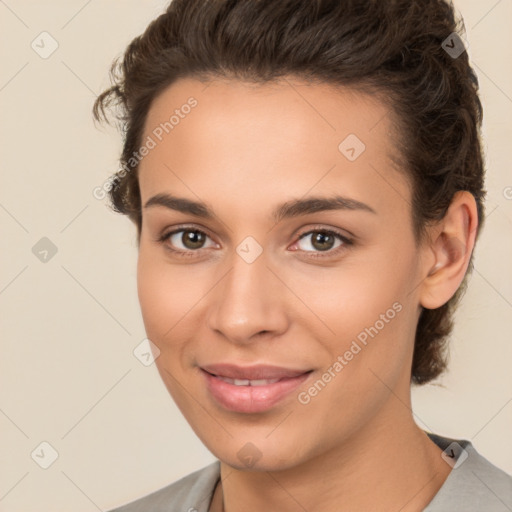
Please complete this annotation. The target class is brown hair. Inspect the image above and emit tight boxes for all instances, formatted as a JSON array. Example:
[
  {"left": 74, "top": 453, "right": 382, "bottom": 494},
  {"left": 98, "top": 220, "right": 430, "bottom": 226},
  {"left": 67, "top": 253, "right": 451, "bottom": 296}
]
[{"left": 93, "top": 0, "right": 485, "bottom": 384}]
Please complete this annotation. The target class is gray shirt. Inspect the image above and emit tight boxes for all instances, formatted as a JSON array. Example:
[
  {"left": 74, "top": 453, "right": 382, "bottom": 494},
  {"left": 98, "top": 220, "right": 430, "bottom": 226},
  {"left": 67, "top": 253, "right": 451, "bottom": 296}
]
[{"left": 108, "top": 433, "right": 512, "bottom": 511}]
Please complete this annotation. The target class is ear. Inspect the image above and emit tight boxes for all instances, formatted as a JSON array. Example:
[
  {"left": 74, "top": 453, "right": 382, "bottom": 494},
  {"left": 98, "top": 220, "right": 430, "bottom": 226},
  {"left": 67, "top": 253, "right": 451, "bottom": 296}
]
[{"left": 419, "top": 191, "right": 479, "bottom": 310}]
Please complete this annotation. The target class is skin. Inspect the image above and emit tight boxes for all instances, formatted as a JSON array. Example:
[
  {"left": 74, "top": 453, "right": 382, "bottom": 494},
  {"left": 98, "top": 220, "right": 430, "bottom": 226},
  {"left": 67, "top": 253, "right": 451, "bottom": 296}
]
[{"left": 136, "top": 77, "right": 478, "bottom": 512}]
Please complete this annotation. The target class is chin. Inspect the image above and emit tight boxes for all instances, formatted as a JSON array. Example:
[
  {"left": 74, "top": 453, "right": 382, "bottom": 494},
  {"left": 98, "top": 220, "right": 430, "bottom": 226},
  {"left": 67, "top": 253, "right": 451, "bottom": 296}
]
[
  {"left": 200, "top": 432, "right": 309, "bottom": 473},
  {"left": 220, "top": 452, "right": 301, "bottom": 472}
]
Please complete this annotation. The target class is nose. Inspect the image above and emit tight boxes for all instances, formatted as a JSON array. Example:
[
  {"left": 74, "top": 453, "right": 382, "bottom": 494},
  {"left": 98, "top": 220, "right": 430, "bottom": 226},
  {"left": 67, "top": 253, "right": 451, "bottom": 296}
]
[{"left": 206, "top": 248, "right": 289, "bottom": 345}]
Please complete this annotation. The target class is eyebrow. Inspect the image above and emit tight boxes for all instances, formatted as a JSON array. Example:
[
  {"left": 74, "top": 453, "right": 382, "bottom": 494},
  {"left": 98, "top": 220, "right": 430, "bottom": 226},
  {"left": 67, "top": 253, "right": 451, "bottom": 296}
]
[{"left": 144, "top": 193, "right": 376, "bottom": 222}]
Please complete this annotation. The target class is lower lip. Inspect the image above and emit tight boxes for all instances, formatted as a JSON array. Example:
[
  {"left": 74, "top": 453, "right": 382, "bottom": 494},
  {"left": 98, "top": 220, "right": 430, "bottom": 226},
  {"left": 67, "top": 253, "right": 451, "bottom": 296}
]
[{"left": 201, "top": 369, "right": 312, "bottom": 413}]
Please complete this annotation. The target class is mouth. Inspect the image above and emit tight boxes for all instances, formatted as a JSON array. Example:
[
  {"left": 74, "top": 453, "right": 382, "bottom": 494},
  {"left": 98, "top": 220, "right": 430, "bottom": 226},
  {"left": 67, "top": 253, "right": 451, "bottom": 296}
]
[
  {"left": 212, "top": 376, "right": 282, "bottom": 386},
  {"left": 200, "top": 363, "right": 313, "bottom": 413}
]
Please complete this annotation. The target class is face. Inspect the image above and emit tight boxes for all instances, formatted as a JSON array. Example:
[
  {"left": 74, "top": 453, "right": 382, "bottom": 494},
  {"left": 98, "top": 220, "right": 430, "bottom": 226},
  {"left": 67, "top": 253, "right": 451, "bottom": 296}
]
[{"left": 137, "top": 77, "right": 429, "bottom": 471}]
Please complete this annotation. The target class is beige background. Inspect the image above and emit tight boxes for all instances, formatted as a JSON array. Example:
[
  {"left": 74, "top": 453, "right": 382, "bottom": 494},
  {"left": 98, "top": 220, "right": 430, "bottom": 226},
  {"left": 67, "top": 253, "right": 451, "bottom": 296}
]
[{"left": 0, "top": 1, "right": 511, "bottom": 510}]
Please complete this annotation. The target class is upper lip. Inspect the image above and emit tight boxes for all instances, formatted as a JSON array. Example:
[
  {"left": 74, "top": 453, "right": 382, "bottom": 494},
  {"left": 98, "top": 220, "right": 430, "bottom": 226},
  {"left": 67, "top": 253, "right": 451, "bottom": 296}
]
[{"left": 200, "top": 363, "right": 311, "bottom": 380}]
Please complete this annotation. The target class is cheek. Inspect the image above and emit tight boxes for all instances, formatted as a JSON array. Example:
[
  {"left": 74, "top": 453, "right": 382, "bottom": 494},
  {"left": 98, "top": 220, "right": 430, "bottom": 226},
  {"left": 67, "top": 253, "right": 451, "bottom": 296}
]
[
  {"left": 300, "top": 278, "right": 410, "bottom": 383},
  {"left": 288, "top": 251, "right": 412, "bottom": 334},
  {"left": 286, "top": 245, "right": 419, "bottom": 381},
  {"left": 136, "top": 246, "right": 201, "bottom": 347},
  {"left": 136, "top": 249, "right": 204, "bottom": 407}
]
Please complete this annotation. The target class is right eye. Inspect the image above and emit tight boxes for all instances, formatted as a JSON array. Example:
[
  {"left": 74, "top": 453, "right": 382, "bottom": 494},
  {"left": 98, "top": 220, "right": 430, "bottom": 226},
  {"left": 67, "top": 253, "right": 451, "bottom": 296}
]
[{"left": 159, "top": 226, "right": 218, "bottom": 257}]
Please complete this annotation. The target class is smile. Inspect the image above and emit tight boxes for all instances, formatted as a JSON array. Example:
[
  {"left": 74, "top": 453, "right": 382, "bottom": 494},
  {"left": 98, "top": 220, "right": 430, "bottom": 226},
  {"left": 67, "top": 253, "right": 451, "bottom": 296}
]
[
  {"left": 216, "top": 377, "right": 281, "bottom": 386},
  {"left": 200, "top": 364, "right": 313, "bottom": 413}
]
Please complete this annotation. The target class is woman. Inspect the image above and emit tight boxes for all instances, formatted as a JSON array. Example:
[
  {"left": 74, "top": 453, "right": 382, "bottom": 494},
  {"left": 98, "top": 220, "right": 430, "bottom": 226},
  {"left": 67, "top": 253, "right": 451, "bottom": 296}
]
[{"left": 94, "top": 0, "right": 512, "bottom": 510}]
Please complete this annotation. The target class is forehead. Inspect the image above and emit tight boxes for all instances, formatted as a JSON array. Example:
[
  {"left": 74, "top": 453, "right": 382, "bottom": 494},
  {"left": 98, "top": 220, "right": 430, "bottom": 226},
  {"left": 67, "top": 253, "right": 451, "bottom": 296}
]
[
  {"left": 138, "top": 77, "right": 409, "bottom": 217},
  {"left": 143, "top": 76, "right": 394, "bottom": 157}
]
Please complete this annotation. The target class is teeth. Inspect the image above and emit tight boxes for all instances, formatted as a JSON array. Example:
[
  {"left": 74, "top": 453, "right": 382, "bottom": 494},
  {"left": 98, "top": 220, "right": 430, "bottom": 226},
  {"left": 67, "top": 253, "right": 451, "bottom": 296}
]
[
  {"left": 250, "top": 379, "right": 279, "bottom": 386},
  {"left": 217, "top": 376, "right": 280, "bottom": 386}
]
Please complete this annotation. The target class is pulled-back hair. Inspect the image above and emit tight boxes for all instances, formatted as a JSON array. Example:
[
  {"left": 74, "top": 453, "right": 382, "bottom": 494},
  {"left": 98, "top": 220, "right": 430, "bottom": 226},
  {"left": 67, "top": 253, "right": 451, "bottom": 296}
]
[{"left": 93, "top": 0, "right": 485, "bottom": 384}]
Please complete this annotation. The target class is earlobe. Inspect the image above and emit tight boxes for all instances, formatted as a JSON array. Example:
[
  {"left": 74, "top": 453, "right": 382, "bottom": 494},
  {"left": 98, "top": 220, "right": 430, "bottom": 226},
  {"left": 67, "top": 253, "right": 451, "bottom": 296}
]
[{"left": 420, "top": 191, "right": 479, "bottom": 310}]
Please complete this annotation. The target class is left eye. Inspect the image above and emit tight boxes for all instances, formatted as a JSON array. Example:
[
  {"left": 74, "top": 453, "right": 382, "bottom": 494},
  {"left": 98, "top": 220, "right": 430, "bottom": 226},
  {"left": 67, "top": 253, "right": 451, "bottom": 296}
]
[{"left": 294, "top": 230, "right": 349, "bottom": 253}]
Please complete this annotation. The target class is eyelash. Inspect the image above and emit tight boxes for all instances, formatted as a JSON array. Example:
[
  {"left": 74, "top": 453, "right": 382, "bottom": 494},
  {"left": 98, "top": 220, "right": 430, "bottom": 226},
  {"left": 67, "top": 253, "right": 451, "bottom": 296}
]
[{"left": 157, "top": 224, "right": 353, "bottom": 259}]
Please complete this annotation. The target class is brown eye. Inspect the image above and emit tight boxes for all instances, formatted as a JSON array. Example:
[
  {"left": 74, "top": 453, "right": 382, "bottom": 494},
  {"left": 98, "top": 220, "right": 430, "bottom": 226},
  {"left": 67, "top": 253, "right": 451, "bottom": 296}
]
[
  {"left": 179, "top": 230, "right": 207, "bottom": 249},
  {"left": 161, "top": 227, "right": 217, "bottom": 254},
  {"left": 297, "top": 230, "right": 345, "bottom": 253},
  {"left": 292, "top": 228, "right": 353, "bottom": 258},
  {"left": 311, "top": 232, "right": 336, "bottom": 251}
]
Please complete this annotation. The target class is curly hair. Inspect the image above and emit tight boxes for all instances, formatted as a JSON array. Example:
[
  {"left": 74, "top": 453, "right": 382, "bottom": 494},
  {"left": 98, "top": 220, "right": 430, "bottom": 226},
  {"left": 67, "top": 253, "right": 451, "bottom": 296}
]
[{"left": 93, "top": 0, "right": 485, "bottom": 385}]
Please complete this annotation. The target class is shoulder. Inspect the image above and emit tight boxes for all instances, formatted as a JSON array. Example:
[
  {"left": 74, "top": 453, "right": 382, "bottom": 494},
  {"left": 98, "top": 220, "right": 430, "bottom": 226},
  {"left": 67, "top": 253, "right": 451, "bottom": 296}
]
[
  {"left": 106, "top": 460, "right": 221, "bottom": 512},
  {"left": 425, "top": 433, "right": 512, "bottom": 512}
]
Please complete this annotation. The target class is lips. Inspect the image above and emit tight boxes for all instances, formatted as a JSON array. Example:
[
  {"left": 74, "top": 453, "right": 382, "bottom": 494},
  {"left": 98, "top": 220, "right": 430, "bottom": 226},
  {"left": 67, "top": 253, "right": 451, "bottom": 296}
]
[
  {"left": 200, "top": 363, "right": 313, "bottom": 413},
  {"left": 215, "top": 376, "right": 280, "bottom": 386},
  {"left": 201, "top": 363, "right": 309, "bottom": 380}
]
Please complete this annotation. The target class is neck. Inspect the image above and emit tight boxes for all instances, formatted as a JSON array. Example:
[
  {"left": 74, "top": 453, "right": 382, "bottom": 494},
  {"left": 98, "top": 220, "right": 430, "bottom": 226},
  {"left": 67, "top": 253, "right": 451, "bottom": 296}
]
[{"left": 211, "top": 395, "right": 451, "bottom": 512}]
